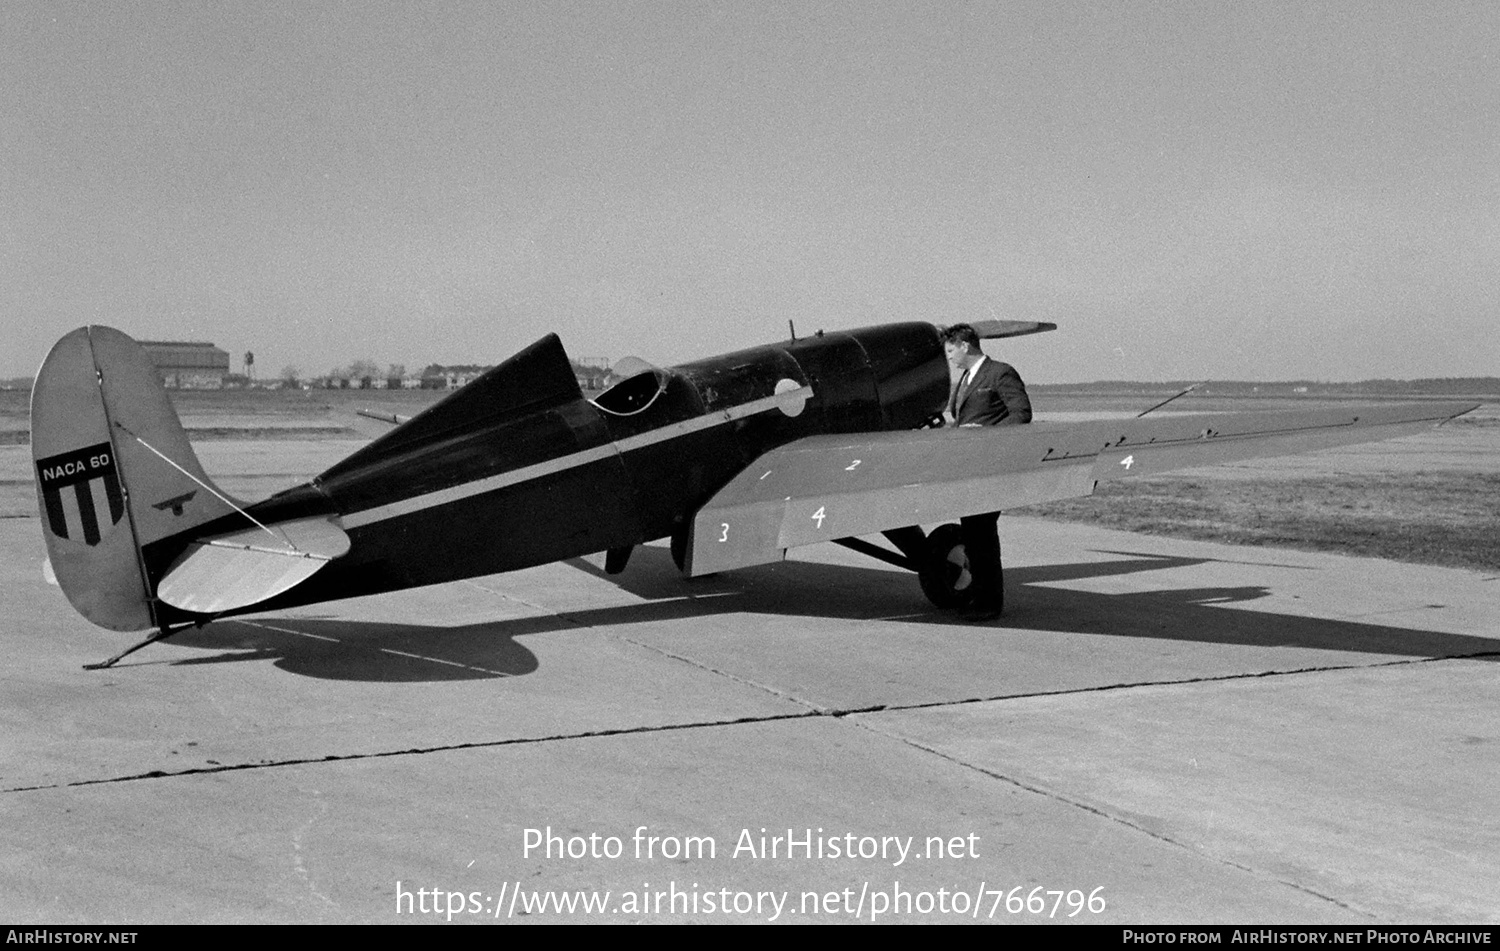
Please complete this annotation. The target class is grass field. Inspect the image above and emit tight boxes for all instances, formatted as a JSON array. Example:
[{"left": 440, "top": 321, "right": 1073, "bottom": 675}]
[
  {"left": 1025, "top": 469, "right": 1500, "bottom": 571},
  {"left": 1019, "top": 397, "right": 1500, "bottom": 571},
  {"left": 2, "top": 388, "right": 1496, "bottom": 573}
]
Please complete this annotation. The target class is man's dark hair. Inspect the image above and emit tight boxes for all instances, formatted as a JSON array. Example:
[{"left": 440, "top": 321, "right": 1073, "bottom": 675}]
[{"left": 940, "top": 323, "right": 981, "bottom": 351}]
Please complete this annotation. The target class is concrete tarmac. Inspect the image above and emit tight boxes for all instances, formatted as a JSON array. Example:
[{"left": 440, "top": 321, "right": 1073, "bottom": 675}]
[{"left": 2, "top": 506, "right": 1497, "bottom": 923}]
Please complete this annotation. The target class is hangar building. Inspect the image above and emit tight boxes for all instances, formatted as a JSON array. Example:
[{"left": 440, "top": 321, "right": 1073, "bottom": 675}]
[{"left": 139, "top": 341, "right": 230, "bottom": 389}]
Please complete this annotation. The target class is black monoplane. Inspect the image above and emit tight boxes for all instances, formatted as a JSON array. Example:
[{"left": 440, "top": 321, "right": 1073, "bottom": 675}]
[{"left": 31, "top": 323, "right": 1475, "bottom": 667}]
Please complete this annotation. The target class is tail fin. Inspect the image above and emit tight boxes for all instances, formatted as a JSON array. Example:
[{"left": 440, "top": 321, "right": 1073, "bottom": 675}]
[{"left": 31, "top": 327, "right": 240, "bottom": 631}]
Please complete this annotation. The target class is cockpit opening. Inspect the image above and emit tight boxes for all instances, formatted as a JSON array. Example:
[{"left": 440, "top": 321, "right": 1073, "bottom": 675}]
[{"left": 591, "top": 361, "right": 668, "bottom": 416}]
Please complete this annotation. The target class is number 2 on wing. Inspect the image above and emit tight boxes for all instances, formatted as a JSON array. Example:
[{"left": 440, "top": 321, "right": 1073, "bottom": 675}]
[
  {"left": 845, "top": 459, "right": 861, "bottom": 471},
  {"left": 811, "top": 506, "right": 827, "bottom": 528}
]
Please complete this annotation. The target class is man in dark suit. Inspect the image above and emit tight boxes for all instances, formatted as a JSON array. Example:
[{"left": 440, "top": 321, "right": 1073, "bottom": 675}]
[{"left": 940, "top": 323, "right": 1032, "bottom": 620}]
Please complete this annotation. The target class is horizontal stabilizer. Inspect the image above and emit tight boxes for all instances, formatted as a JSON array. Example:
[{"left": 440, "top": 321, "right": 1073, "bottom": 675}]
[
  {"left": 156, "top": 516, "right": 350, "bottom": 614},
  {"left": 685, "top": 400, "right": 1477, "bottom": 576},
  {"left": 344, "top": 408, "right": 414, "bottom": 440},
  {"left": 355, "top": 408, "right": 412, "bottom": 426}
]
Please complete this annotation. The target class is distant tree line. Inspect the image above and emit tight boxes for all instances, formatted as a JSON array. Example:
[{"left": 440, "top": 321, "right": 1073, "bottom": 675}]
[{"left": 274, "top": 361, "right": 410, "bottom": 389}]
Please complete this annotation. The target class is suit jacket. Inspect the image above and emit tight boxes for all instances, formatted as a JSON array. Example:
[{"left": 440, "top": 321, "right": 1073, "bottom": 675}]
[{"left": 949, "top": 358, "right": 1032, "bottom": 427}]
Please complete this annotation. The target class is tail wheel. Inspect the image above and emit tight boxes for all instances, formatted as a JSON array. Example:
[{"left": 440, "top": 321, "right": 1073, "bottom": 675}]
[{"left": 918, "top": 523, "right": 976, "bottom": 609}]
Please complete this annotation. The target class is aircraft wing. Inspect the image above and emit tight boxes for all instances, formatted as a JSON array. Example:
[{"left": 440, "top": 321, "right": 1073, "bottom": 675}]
[
  {"left": 968, "top": 319, "right": 1057, "bottom": 339},
  {"left": 683, "top": 400, "right": 1478, "bottom": 576}
]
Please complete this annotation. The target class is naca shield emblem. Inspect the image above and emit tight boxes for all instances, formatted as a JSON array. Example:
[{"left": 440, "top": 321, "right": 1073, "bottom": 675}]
[{"left": 36, "top": 442, "right": 125, "bottom": 546}]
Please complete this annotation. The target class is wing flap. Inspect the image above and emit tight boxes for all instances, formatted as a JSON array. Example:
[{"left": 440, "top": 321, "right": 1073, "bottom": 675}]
[
  {"left": 686, "top": 400, "right": 1476, "bottom": 576},
  {"left": 156, "top": 516, "right": 350, "bottom": 614}
]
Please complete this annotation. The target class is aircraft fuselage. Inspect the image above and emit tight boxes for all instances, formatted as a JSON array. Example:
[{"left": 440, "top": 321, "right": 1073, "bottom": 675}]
[{"left": 140, "top": 322, "right": 951, "bottom": 624}]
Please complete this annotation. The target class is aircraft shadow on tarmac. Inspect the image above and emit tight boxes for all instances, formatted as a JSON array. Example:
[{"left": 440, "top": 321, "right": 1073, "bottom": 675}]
[{"left": 158, "top": 545, "right": 1499, "bottom": 683}]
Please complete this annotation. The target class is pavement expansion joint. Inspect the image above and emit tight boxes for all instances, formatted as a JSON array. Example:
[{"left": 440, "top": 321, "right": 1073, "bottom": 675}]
[
  {"left": 829, "top": 705, "right": 890, "bottom": 717},
  {"left": 849, "top": 719, "right": 1376, "bottom": 921},
  {"left": 456, "top": 577, "right": 833, "bottom": 714},
  {"left": 609, "top": 631, "right": 829, "bottom": 714},
  {"left": 458, "top": 579, "right": 563, "bottom": 616},
  {"left": 1, "top": 710, "right": 826, "bottom": 795},
  {"left": 15, "top": 652, "right": 1493, "bottom": 796},
  {"left": 850, "top": 651, "right": 1500, "bottom": 718},
  {"left": 228, "top": 619, "right": 517, "bottom": 676}
]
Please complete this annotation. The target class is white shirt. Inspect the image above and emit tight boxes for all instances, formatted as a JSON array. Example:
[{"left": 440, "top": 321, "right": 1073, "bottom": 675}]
[{"left": 960, "top": 354, "right": 987, "bottom": 389}]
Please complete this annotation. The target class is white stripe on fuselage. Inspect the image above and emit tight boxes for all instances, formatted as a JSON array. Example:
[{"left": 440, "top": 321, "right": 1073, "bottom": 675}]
[{"left": 337, "top": 386, "right": 811, "bottom": 531}]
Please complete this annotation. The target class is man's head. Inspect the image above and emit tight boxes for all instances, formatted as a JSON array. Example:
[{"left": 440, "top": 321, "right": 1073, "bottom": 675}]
[{"left": 940, "top": 323, "right": 983, "bottom": 373}]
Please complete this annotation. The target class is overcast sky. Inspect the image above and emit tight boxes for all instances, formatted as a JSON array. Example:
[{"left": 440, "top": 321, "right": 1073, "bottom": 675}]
[{"left": 4, "top": 2, "right": 1497, "bottom": 382}]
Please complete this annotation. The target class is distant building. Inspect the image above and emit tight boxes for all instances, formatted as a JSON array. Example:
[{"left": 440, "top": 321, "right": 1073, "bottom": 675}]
[
  {"left": 139, "top": 341, "right": 230, "bottom": 389},
  {"left": 413, "top": 361, "right": 612, "bottom": 391},
  {"left": 419, "top": 364, "right": 492, "bottom": 389},
  {"left": 573, "top": 357, "right": 611, "bottom": 392}
]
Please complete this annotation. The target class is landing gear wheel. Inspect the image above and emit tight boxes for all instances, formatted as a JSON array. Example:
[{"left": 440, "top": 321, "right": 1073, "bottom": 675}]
[{"left": 918, "top": 523, "right": 976, "bottom": 609}]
